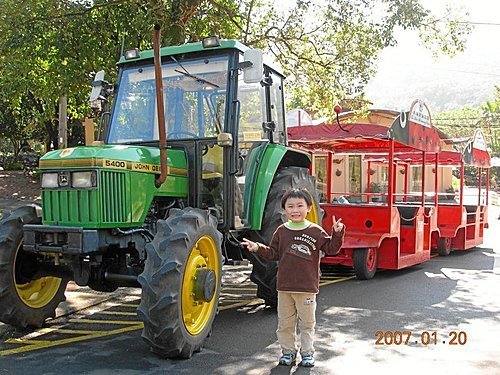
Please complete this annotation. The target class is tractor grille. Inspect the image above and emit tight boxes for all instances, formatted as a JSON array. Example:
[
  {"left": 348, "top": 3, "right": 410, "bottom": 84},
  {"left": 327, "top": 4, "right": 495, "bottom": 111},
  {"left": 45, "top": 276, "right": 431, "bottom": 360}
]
[
  {"left": 99, "top": 170, "right": 128, "bottom": 223},
  {"left": 42, "top": 171, "right": 129, "bottom": 226}
]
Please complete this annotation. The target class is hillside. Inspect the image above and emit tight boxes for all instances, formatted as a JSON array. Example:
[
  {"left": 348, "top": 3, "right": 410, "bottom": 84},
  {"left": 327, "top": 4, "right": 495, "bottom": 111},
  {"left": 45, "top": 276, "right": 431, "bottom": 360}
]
[{"left": 366, "top": 64, "right": 497, "bottom": 113}]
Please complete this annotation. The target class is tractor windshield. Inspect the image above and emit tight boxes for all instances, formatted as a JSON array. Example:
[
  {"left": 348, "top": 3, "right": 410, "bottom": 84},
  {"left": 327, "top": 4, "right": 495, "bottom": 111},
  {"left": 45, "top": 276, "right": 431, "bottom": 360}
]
[{"left": 107, "top": 55, "right": 229, "bottom": 143}]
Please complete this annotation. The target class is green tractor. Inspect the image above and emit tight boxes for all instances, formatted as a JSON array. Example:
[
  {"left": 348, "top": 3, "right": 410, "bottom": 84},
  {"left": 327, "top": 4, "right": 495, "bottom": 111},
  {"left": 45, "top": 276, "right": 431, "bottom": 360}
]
[{"left": 0, "top": 34, "right": 320, "bottom": 358}]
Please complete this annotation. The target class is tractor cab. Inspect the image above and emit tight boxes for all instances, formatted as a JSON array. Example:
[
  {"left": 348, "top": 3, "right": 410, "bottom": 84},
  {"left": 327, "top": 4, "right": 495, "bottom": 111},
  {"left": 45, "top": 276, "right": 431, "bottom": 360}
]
[{"left": 90, "top": 38, "right": 287, "bottom": 231}]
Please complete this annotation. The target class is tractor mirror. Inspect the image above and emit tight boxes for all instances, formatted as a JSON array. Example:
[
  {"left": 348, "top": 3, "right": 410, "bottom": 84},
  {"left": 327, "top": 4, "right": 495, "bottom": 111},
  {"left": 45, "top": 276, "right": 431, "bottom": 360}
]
[
  {"left": 89, "top": 70, "right": 106, "bottom": 103},
  {"left": 89, "top": 70, "right": 114, "bottom": 114},
  {"left": 243, "top": 49, "right": 263, "bottom": 83},
  {"left": 217, "top": 132, "right": 233, "bottom": 147}
]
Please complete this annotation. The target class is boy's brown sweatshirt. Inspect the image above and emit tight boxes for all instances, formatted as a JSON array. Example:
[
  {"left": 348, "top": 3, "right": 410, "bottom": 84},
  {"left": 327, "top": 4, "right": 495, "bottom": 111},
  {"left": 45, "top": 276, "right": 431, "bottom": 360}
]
[{"left": 256, "top": 221, "right": 344, "bottom": 294}]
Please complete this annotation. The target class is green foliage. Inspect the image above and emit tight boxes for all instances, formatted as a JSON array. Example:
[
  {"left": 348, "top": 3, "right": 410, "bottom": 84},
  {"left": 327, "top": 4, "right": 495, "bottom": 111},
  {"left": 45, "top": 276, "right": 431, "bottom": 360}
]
[
  {"left": 0, "top": 97, "right": 38, "bottom": 155},
  {"left": 0, "top": 0, "right": 472, "bottom": 147},
  {"left": 3, "top": 162, "right": 24, "bottom": 171},
  {"left": 434, "top": 86, "right": 500, "bottom": 157},
  {"left": 417, "top": 5, "right": 471, "bottom": 58},
  {"left": 238, "top": 0, "right": 471, "bottom": 119}
]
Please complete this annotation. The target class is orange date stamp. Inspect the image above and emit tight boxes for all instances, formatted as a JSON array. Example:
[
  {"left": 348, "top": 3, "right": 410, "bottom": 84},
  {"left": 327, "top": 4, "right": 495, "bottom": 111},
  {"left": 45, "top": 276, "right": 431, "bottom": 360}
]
[{"left": 375, "top": 331, "right": 467, "bottom": 345}]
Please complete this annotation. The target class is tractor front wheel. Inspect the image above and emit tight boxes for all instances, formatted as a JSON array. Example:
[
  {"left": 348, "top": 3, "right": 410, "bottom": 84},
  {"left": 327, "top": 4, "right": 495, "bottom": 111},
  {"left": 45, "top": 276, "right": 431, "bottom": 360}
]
[
  {"left": 247, "top": 166, "right": 321, "bottom": 306},
  {"left": 137, "top": 208, "right": 222, "bottom": 359},
  {"left": 0, "top": 205, "right": 68, "bottom": 328}
]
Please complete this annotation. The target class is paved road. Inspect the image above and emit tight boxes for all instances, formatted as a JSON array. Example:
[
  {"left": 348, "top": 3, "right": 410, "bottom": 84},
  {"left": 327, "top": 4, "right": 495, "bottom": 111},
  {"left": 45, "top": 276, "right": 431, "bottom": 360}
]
[{"left": 0, "top": 206, "right": 499, "bottom": 374}]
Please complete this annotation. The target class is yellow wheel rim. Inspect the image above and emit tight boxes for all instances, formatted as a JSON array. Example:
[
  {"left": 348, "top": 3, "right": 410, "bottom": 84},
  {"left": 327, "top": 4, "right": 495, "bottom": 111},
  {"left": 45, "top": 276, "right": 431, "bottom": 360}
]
[
  {"left": 181, "top": 235, "right": 220, "bottom": 336},
  {"left": 14, "top": 241, "right": 63, "bottom": 309}
]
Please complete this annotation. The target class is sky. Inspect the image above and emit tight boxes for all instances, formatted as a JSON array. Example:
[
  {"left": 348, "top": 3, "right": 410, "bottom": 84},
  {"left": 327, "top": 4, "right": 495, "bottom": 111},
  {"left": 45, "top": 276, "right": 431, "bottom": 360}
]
[{"left": 365, "top": 0, "right": 500, "bottom": 112}]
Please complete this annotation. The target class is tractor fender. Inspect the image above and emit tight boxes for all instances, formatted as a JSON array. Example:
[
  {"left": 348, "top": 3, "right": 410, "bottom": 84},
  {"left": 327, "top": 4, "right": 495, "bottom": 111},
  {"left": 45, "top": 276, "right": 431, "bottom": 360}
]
[{"left": 244, "top": 144, "right": 310, "bottom": 230}]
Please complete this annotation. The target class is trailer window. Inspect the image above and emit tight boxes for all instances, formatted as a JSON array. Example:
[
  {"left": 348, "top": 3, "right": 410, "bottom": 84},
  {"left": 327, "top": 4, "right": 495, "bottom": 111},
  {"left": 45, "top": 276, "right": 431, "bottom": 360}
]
[
  {"left": 412, "top": 166, "right": 422, "bottom": 191},
  {"left": 314, "top": 156, "right": 328, "bottom": 202},
  {"left": 349, "top": 155, "right": 361, "bottom": 194}
]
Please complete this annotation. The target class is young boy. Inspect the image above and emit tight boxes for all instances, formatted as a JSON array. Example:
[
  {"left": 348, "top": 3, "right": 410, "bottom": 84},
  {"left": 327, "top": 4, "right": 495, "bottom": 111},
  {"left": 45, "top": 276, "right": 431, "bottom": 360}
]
[{"left": 241, "top": 188, "right": 344, "bottom": 367}]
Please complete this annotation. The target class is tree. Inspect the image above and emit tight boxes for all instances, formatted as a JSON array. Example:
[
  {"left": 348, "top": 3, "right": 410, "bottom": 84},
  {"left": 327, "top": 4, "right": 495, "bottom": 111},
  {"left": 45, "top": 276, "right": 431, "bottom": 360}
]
[
  {"left": 0, "top": 0, "right": 243, "bottom": 149},
  {"left": 0, "top": 97, "right": 38, "bottom": 156},
  {"left": 0, "top": 0, "right": 471, "bottom": 146},
  {"left": 481, "top": 87, "right": 500, "bottom": 156},
  {"left": 434, "top": 87, "right": 500, "bottom": 157},
  {"left": 237, "top": 0, "right": 471, "bottom": 119}
]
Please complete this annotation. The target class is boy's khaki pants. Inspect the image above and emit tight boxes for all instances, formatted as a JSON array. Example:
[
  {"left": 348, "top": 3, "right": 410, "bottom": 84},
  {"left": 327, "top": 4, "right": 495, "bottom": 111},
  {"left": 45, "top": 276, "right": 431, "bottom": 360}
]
[{"left": 277, "top": 291, "right": 316, "bottom": 356}]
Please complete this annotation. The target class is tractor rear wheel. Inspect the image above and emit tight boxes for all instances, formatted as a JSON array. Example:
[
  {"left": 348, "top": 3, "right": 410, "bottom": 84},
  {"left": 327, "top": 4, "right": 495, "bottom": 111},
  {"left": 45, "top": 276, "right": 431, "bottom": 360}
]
[
  {"left": 353, "top": 247, "right": 378, "bottom": 280},
  {"left": 437, "top": 237, "right": 452, "bottom": 256},
  {"left": 137, "top": 208, "right": 222, "bottom": 359},
  {"left": 247, "top": 166, "right": 321, "bottom": 306},
  {"left": 0, "top": 205, "right": 67, "bottom": 328}
]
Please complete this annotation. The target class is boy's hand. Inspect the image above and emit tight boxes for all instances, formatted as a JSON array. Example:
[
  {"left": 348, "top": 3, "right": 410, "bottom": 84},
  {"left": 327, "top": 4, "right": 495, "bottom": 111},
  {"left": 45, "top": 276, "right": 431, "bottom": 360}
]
[
  {"left": 332, "top": 216, "right": 344, "bottom": 233},
  {"left": 241, "top": 238, "right": 259, "bottom": 253}
]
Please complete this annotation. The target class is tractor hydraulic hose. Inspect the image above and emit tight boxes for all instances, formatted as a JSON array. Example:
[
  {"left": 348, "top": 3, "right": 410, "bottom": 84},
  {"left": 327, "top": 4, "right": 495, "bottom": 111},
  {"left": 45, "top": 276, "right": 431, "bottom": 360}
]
[
  {"left": 153, "top": 24, "right": 168, "bottom": 188},
  {"left": 112, "top": 227, "right": 155, "bottom": 241}
]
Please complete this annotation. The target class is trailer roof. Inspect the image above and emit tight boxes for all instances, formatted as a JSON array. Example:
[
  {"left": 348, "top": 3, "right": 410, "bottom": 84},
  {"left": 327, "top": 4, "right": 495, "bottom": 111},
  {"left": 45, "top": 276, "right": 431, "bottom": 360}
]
[
  {"left": 288, "top": 100, "right": 443, "bottom": 154},
  {"left": 463, "top": 129, "right": 491, "bottom": 168},
  {"left": 288, "top": 122, "right": 440, "bottom": 154}
]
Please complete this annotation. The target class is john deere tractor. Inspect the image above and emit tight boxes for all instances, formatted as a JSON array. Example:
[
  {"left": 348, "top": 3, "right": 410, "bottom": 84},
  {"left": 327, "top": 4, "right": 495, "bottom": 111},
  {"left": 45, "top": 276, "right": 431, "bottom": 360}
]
[{"left": 0, "top": 33, "right": 320, "bottom": 358}]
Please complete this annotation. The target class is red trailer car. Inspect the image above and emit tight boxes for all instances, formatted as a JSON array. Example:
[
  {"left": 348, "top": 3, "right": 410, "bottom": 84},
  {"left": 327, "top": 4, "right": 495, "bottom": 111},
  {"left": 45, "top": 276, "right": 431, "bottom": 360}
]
[
  {"left": 432, "top": 129, "right": 491, "bottom": 255},
  {"left": 288, "top": 101, "right": 444, "bottom": 279},
  {"left": 361, "top": 129, "right": 491, "bottom": 256}
]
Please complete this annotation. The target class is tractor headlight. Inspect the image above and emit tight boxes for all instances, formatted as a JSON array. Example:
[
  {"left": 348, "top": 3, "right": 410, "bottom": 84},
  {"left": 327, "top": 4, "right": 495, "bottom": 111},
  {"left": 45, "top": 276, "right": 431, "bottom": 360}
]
[
  {"left": 41, "top": 173, "right": 59, "bottom": 188},
  {"left": 71, "top": 171, "right": 98, "bottom": 188},
  {"left": 202, "top": 36, "right": 220, "bottom": 48}
]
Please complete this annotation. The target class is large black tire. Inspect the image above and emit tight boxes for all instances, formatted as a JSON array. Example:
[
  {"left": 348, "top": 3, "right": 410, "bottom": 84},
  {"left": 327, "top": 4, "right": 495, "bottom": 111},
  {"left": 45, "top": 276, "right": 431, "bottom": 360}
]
[
  {"left": 353, "top": 247, "right": 378, "bottom": 280},
  {"left": 247, "top": 166, "right": 321, "bottom": 306},
  {"left": 0, "top": 205, "right": 68, "bottom": 328},
  {"left": 437, "top": 237, "right": 452, "bottom": 256},
  {"left": 137, "top": 208, "right": 222, "bottom": 359}
]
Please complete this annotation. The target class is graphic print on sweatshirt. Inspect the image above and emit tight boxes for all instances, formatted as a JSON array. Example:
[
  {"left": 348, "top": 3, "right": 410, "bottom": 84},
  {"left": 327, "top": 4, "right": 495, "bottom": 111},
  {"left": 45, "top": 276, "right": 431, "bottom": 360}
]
[{"left": 287, "top": 233, "right": 317, "bottom": 261}]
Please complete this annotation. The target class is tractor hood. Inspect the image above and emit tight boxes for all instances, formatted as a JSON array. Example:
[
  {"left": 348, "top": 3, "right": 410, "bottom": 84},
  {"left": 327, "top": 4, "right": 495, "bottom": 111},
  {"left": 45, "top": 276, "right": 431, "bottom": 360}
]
[
  {"left": 39, "top": 145, "right": 187, "bottom": 176},
  {"left": 38, "top": 145, "right": 189, "bottom": 228}
]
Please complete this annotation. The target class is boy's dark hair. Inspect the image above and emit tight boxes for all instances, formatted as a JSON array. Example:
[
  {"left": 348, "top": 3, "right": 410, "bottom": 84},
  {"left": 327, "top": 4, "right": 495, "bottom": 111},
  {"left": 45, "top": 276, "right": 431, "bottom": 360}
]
[{"left": 281, "top": 188, "right": 313, "bottom": 209}]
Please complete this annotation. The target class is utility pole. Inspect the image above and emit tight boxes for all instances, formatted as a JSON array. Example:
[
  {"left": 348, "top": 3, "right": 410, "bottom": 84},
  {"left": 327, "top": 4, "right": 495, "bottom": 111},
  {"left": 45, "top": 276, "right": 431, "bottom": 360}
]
[{"left": 58, "top": 94, "right": 68, "bottom": 149}]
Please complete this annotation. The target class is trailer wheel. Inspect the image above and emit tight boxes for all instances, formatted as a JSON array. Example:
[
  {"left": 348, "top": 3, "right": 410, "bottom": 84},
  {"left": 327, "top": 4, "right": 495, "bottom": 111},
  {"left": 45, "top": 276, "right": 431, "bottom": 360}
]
[
  {"left": 0, "top": 205, "right": 67, "bottom": 328},
  {"left": 353, "top": 247, "right": 378, "bottom": 280},
  {"left": 137, "top": 208, "right": 222, "bottom": 359},
  {"left": 437, "top": 237, "right": 452, "bottom": 256},
  {"left": 247, "top": 166, "right": 321, "bottom": 306}
]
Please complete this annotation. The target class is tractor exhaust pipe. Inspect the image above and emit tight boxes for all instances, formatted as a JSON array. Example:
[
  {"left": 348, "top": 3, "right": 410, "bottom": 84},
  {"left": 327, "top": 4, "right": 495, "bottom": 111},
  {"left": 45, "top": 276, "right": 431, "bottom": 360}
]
[{"left": 153, "top": 24, "right": 168, "bottom": 188}]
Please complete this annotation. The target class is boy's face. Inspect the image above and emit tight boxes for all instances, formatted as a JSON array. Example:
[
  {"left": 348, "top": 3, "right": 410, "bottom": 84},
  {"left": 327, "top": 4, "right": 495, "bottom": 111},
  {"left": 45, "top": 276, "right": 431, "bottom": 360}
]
[{"left": 284, "top": 197, "right": 311, "bottom": 223}]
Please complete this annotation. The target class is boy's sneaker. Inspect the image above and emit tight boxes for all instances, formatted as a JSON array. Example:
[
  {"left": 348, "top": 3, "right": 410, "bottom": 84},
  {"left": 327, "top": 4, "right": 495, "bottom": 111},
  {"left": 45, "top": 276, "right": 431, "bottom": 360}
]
[
  {"left": 278, "top": 353, "right": 296, "bottom": 366},
  {"left": 301, "top": 354, "right": 315, "bottom": 367}
]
